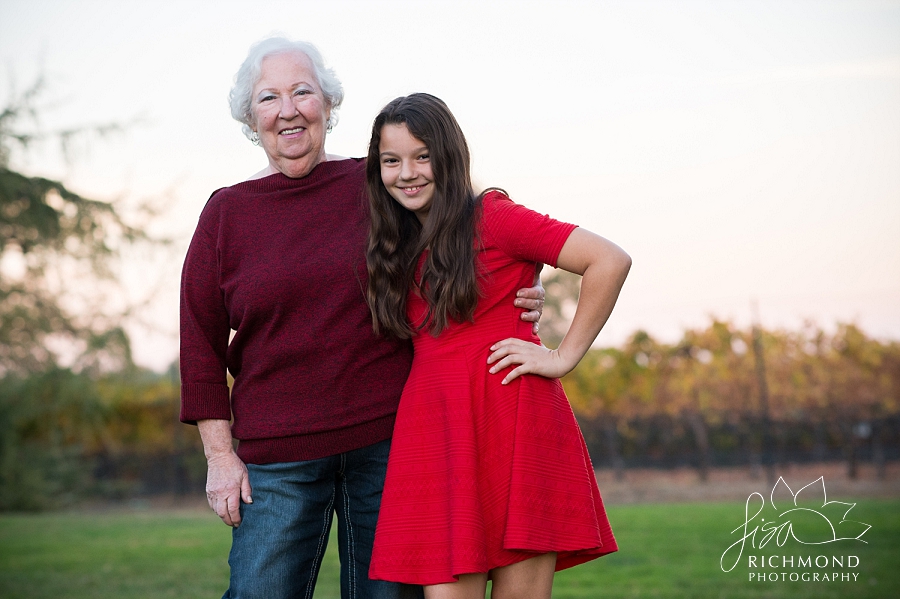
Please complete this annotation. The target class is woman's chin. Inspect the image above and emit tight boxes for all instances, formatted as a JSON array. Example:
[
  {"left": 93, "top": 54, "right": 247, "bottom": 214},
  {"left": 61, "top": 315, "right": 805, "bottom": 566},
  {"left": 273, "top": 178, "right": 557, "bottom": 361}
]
[{"left": 269, "top": 151, "right": 327, "bottom": 178}]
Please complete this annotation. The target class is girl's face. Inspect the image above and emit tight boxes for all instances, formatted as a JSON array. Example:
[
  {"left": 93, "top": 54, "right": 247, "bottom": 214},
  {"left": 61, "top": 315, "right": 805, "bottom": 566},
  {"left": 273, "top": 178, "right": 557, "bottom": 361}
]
[{"left": 378, "top": 123, "right": 435, "bottom": 225}]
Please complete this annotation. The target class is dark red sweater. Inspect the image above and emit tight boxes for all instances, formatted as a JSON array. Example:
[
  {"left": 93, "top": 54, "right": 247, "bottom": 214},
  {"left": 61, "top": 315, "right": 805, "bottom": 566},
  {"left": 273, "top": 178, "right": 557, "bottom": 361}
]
[{"left": 179, "top": 158, "right": 412, "bottom": 463}]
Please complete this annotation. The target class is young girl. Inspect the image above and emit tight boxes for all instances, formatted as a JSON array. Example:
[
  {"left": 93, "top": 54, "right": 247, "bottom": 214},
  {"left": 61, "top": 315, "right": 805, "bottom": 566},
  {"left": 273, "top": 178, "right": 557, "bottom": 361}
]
[{"left": 365, "top": 93, "right": 631, "bottom": 599}]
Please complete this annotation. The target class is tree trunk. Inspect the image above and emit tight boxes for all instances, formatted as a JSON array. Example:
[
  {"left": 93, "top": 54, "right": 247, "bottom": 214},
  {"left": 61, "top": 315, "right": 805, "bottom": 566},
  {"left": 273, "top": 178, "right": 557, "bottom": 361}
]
[
  {"left": 872, "top": 418, "right": 886, "bottom": 481},
  {"left": 751, "top": 323, "right": 776, "bottom": 484},
  {"left": 171, "top": 365, "right": 189, "bottom": 496},
  {"left": 742, "top": 415, "right": 763, "bottom": 479},
  {"left": 603, "top": 420, "right": 625, "bottom": 481},
  {"left": 813, "top": 417, "right": 827, "bottom": 463},
  {"left": 844, "top": 420, "right": 859, "bottom": 480},
  {"left": 685, "top": 410, "right": 710, "bottom": 482}
]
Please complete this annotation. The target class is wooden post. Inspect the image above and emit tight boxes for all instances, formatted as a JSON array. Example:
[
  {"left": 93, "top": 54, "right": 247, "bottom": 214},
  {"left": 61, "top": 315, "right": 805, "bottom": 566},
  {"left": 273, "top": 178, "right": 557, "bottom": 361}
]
[{"left": 751, "top": 301, "right": 775, "bottom": 484}]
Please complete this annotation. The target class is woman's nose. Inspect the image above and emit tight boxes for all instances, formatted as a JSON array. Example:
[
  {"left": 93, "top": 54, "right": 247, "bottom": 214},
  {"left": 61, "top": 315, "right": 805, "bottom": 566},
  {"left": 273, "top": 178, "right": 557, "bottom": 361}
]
[{"left": 279, "top": 96, "right": 299, "bottom": 118}]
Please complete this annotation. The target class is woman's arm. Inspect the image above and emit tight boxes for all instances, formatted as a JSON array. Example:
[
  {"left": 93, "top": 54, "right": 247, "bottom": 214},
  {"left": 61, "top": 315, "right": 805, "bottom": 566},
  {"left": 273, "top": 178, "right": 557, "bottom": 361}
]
[
  {"left": 487, "top": 228, "right": 631, "bottom": 384},
  {"left": 180, "top": 206, "right": 251, "bottom": 526},
  {"left": 514, "top": 263, "right": 545, "bottom": 333}
]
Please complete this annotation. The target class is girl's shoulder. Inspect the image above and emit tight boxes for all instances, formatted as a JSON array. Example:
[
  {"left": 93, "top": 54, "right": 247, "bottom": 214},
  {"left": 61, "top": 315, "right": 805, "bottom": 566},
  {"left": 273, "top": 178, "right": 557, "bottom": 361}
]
[
  {"left": 479, "top": 188, "right": 539, "bottom": 229},
  {"left": 481, "top": 188, "right": 511, "bottom": 209},
  {"left": 477, "top": 190, "right": 578, "bottom": 265},
  {"left": 479, "top": 188, "right": 515, "bottom": 225}
]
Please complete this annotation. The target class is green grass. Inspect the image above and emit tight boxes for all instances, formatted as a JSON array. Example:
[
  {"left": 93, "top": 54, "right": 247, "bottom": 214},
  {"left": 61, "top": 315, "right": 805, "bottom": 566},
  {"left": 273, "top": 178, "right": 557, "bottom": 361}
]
[
  {"left": 554, "top": 499, "right": 899, "bottom": 598},
  {"left": 1, "top": 500, "right": 897, "bottom": 598},
  {"left": 0, "top": 509, "right": 235, "bottom": 599}
]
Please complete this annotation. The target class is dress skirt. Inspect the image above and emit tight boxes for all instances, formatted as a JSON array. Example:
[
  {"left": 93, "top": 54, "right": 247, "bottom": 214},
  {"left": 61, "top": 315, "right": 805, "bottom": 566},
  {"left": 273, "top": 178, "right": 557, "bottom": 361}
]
[{"left": 368, "top": 338, "right": 617, "bottom": 585}]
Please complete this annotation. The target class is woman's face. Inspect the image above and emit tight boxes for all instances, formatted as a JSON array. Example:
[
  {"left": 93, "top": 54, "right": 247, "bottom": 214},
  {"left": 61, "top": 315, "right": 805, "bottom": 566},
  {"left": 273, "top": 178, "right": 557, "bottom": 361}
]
[
  {"left": 378, "top": 123, "right": 435, "bottom": 225},
  {"left": 251, "top": 51, "right": 331, "bottom": 178}
]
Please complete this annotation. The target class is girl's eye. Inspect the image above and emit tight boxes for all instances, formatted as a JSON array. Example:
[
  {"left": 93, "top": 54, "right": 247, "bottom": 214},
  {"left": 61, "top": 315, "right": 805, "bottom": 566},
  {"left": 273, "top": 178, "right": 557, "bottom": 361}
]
[
  {"left": 418, "top": 154, "right": 430, "bottom": 161},
  {"left": 382, "top": 157, "right": 398, "bottom": 165}
]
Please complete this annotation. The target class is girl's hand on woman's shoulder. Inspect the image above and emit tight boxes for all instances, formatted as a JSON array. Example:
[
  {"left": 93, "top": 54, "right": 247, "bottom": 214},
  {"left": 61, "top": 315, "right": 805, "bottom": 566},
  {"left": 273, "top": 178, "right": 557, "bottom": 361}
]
[{"left": 487, "top": 338, "right": 575, "bottom": 385}]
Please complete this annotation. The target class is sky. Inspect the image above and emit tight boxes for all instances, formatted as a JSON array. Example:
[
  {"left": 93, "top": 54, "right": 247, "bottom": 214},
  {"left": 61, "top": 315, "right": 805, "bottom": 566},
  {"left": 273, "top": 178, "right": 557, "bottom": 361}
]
[{"left": 1, "top": 0, "right": 898, "bottom": 372}]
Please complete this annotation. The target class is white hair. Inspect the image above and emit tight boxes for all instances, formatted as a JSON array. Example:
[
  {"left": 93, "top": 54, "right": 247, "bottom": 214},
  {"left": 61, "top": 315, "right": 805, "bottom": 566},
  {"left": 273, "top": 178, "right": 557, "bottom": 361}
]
[{"left": 229, "top": 37, "right": 344, "bottom": 141}]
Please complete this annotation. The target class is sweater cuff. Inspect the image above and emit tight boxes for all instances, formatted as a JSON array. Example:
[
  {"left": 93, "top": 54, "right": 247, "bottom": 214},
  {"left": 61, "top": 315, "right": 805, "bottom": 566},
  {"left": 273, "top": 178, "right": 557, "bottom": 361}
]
[{"left": 180, "top": 383, "right": 232, "bottom": 425}]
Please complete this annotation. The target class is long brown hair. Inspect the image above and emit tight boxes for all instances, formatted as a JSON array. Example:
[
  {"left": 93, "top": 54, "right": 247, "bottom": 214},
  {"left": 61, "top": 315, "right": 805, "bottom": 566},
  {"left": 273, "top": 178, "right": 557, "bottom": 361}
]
[{"left": 365, "top": 93, "right": 482, "bottom": 338}]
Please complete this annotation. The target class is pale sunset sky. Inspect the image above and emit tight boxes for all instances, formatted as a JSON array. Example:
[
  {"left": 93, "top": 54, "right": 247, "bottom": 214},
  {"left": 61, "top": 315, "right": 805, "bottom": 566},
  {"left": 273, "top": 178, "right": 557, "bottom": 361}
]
[{"left": 1, "top": 0, "right": 898, "bottom": 371}]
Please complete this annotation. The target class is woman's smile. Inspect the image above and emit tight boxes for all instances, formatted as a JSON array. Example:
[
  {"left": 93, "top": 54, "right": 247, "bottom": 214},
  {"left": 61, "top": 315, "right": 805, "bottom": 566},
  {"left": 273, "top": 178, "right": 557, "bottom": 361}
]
[{"left": 279, "top": 126, "right": 306, "bottom": 136}]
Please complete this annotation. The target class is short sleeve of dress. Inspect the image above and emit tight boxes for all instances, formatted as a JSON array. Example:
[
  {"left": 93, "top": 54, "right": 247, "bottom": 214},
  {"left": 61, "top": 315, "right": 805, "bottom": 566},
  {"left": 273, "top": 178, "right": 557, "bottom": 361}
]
[{"left": 480, "top": 190, "right": 578, "bottom": 268}]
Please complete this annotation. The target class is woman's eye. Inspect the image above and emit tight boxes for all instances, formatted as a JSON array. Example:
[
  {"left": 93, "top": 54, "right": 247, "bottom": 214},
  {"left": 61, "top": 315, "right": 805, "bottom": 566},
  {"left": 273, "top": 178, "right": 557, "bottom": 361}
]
[
  {"left": 259, "top": 95, "right": 275, "bottom": 103},
  {"left": 294, "top": 89, "right": 310, "bottom": 96}
]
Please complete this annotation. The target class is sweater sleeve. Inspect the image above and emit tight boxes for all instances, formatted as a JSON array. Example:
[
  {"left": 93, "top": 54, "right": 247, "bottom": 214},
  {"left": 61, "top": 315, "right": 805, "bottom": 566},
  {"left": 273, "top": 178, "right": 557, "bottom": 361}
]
[
  {"left": 179, "top": 207, "right": 232, "bottom": 425},
  {"left": 481, "top": 191, "right": 578, "bottom": 267}
]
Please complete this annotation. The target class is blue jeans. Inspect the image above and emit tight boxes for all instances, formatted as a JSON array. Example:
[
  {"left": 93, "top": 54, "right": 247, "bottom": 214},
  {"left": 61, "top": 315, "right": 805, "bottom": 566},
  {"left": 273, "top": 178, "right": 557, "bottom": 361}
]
[{"left": 223, "top": 439, "right": 422, "bottom": 599}]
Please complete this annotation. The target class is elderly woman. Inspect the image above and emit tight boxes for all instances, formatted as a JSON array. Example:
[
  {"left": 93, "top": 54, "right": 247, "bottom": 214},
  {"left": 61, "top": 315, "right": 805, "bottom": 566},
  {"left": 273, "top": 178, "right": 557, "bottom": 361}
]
[{"left": 179, "top": 37, "right": 544, "bottom": 599}]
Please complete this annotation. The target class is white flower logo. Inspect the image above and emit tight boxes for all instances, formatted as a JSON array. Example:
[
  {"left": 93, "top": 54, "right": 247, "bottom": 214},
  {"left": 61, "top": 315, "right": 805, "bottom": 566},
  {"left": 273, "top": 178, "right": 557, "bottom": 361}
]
[{"left": 720, "top": 476, "right": 870, "bottom": 572}]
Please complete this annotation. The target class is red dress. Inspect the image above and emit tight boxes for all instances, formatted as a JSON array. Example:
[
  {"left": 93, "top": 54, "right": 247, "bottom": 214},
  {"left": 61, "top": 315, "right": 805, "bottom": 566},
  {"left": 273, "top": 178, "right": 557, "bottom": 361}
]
[{"left": 369, "top": 192, "right": 617, "bottom": 585}]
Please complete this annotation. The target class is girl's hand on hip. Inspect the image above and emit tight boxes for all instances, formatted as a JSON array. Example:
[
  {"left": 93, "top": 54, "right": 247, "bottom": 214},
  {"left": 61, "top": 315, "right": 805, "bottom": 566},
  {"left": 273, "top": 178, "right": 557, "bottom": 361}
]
[{"left": 487, "top": 338, "right": 573, "bottom": 384}]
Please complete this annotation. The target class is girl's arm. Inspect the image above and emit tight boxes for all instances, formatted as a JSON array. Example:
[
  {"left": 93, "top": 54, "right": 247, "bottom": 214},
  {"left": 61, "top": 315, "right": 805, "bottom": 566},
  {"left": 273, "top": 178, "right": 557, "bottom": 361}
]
[{"left": 487, "top": 228, "right": 631, "bottom": 384}]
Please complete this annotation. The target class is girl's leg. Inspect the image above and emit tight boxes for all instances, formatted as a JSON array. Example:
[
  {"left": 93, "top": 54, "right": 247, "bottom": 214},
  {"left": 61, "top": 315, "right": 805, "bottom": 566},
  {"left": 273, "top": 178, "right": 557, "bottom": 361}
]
[
  {"left": 489, "top": 553, "right": 556, "bottom": 599},
  {"left": 424, "top": 573, "right": 488, "bottom": 599}
]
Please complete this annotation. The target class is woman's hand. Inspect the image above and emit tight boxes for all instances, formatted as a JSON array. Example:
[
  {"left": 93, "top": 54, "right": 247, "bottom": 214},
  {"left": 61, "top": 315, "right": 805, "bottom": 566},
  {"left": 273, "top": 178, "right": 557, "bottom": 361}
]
[
  {"left": 205, "top": 451, "right": 252, "bottom": 527},
  {"left": 487, "top": 338, "right": 575, "bottom": 385},
  {"left": 198, "top": 419, "right": 252, "bottom": 527},
  {"left": 515, "top": 263, "right": 545, "bottom": 334}
]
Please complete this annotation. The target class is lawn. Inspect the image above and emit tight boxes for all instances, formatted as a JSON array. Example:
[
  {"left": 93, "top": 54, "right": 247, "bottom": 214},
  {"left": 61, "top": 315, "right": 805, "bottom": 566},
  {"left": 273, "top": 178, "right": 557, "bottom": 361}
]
[{"left": 1, "top": 499, "right": 897, "bottom": 598}]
